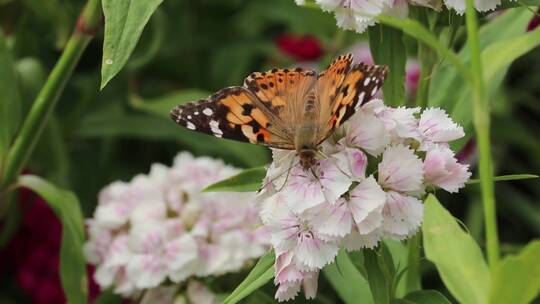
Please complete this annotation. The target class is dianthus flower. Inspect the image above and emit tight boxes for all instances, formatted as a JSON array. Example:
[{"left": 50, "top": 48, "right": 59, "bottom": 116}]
[
  {"left": 258, "top": 99, "right": 470, "bottom": 301},
  {"left": 84, "top": 153, "right": 269, "bottom": 299}
]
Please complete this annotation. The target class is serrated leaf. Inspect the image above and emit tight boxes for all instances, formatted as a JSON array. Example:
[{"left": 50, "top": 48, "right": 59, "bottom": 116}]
[
  {"left": 368, "top": 24, "right": 407, "bottom": 106},
  {"left": 403, "top": 290, "right": 451, "bottom": 304},
  {"left": 18, "top": 175, "right": 87, "bottom": 304},
  {"left": 101, "top": 0, "right": 164, "bottom": 88},
  {"left": 204, "top": 167, "right": 266, "bottom": 192},
  {"left": 488, "top": 240, "right": 540, "bottom": 304},
  {"left": 224, "top": 251, "right": 275, "bottom": 304},
  {"left": 0, "top": 29, "right": 22, "bottom": 171},
  {"left": 467, "top": 174, "right": 539, "bottom": 184},
  {"left": 422, "top": 195, "right": 489, "bottom": 304},
  {"left": 323, "top": 250, "right": 373, "bottom": 304}
]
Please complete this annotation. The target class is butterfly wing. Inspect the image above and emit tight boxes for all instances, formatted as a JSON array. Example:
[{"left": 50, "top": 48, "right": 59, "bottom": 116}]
[
  {"left": 316, "top": 57, "right": 388, "bottom": 144},
  {"left": 243, "top": 67, "right": 318, "bottom": 136},
  {"left": 170, "top": 86, "right": 294, "bottom": 149}
]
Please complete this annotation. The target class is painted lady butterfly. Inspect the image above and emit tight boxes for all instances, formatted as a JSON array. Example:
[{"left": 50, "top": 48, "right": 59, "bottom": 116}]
[{"left": 170, "top": 54, "right": 387, "bottom": 169}]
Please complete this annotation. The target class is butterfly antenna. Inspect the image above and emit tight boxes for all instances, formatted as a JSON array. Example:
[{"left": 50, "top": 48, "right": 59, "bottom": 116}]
[
  {"left": 317, "top": 150, "right": 351, "bottom": 179},
  {"left": 259, "top": 156, "right": 296, "bottom": 193},
  {"left": 275, "top": 156, "right": 296, "bottom": 192}
]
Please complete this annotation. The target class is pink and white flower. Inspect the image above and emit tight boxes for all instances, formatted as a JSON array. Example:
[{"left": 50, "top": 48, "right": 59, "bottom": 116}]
[
  {"left": 418, "top": 107, "right": 465, "bottom": 150},
  {"left": 424, "top": 146, "right": 472, "bottom": 192},
  {"left": 85, "top": 152, "right": 268, "bottom": 299},
  {"left": 258, "top": 100, "right": 470, "bottom": 301},
  {"left": 281, "top": 158, "right": 352, "bottom": 214},
  {"left": 378, "top": 145, "right": 424, "bottom": 194}
]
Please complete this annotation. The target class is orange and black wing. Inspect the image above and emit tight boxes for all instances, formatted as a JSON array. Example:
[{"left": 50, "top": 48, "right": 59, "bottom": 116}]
[
  {"left": 170, "top": 86, "right": 294, "bottom": 149},
  {"left": 316, "top": 55, "right": 388, "bottom": 143}
]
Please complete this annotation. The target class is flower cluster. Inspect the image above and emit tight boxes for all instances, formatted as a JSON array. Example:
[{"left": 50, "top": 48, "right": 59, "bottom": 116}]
[
  {"left": 258, "top": 99, "right": 471, "bottom": 301},
  {"left": 295, "top": 0, "right": 503, "bottom": 33},
  {"left": 84, "top": 153, "right": 268, "bottom": 300}
]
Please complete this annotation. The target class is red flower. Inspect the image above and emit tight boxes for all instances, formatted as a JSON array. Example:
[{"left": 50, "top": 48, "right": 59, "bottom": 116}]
[
  {"left": 528, "top": 9, "right": 540, "bottom": 32},
  {"left": 1, "top": 188, "right": 100, "bottom": 303},
  {"left": 275, "top": 34, "right": 324, "bottom": 61}
]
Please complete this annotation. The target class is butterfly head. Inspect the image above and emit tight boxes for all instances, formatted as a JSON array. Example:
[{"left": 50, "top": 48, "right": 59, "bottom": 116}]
[{"left": 298, "top": 148, "right": 317, "bottom": 170}]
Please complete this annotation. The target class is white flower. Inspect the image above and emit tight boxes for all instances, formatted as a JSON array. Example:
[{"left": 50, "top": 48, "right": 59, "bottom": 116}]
[
  {"left": 187, "top": 280, "right": 219, "bottom": 304},
  {"left": 140, "top": 286, "right": 178, "bottom": 304},
  {"left": 424, "top": 146, "right": 471, "bottom": 192},
  {"left": 381, "top": 191, "right": 423, "bottom": 240},
  {"left": 418, "top": 107, "right": 464, "bottom": 150},
  {"left": 85, "top": 152, "right": 268, "bottom": 298},
  {"left": 342, "top": 229, "right": 382, "bottom": 250},
  {"left": 267, "top": 208, "right": 339, "bottom": 270},
  {"left": 345, "top": 111, "right": 390, "bottom": 156},
  {"left": 255, "top": 98, "right": 468, "bottom": 301},
  {"left": 311, "top": 176, "right": 386, "bottom": 238},
  {"left": 444, "top": 0, "right": 501, "bottom": 13},
  {"left": 378, "top": 145, "right": 424, "bottom": 194},
  {"left": 376, "top": 106, "right": 422, "bottom": 143},
  {"left": 281, "top": 158, "right": 351, "bottom": 214},
  {"left": 274, "top": 251, "right": 319, "bottom": 302}
]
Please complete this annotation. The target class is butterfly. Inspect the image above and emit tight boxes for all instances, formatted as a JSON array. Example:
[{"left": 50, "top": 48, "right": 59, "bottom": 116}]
[{"left": 170, "top": 53, "right": 387, "bottom": 170}]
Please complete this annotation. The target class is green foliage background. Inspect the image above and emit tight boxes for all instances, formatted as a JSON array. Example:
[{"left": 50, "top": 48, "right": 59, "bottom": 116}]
[{"left": 1, "top": 0, "right": 540, "bottom": 303}]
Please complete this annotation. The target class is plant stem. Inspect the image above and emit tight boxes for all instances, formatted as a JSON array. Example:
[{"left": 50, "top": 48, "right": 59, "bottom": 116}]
[
  {"left": 415, "top": 43, "right": 437, "bottom": 108},
  {"left": 413, "top": 8, "right": 436, "bottom": 108},
  {"left": 405, "top": 232, "right": 422, "bottom": 293},
  {"left": 464, "top": 0, "right": 499, "bottom": 266},
  {"left": 0, "top": 0, "right": 102, "bottom": 191}
]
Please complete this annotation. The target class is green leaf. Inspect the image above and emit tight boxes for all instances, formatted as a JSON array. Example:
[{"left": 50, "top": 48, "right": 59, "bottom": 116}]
[
  {"left": 488, "top": 240, "right": 540, "bottom": 304},
  {"left": 364, "top": 248, "right": 394, "bottom": 304},
  {"left": 482, "top": 26, "right": 540, "bottom": 85},
  {"left": 0, "top": 29, "right": 22, "bottom": 171},
  {"left": 93, "top": 289, "right": 123, "bottom": 304},
  {"left": 376, "top": 15, "right": 469, "bottom": 81},
  {"left": 428, "top": 8, "right": 532, "bottom": 150},
  {"left": 403, "top": 290, "right": 452, "bottom": 304},
  {"left": 323, "top": 250, "right": 374, "bottom": 304},
  {"left": 224, "top": 251, "right": 275, "bottom": 304},
  {"left": 368, "top": 24, "right": 407, "bottom": 106},
  {"left": 101, "top": 0, "right": 164, "bottom": 89},
  {"left": 204, "top": 167, "right": 266, "bottom": 192},
  {"left": 467, "top": 174, "right": 539, "bottom": 184},
  {"left": 130, "top": 89, "right": 209, "bottom": 118},
  {"left": 18, "top": 175, "right": 87, "bottom": 304},
  {"left": 76, "top": 111, "right": 269, "bottom": 167},
  {"left": 422, "top": 194, "right": 489, "bottom": 304}
]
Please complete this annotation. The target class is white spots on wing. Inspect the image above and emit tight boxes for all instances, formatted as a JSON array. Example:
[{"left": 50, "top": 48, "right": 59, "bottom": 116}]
[
  {"left": 371, "top": 86, "right": 378, "bottom": 96},
  {"left": 186, "top": 122, "right": 196, "bottom": 130},
  {"left": 356, "top": 91, "right": 366, "bottom": 110},
  {"left": 194, "top": 111, "right": 199, "bottom": 115},
  {"left": 364, "top": 77, "right": 371, "bottom": 86},
  {"left": 209, "top": 120, "right": 223, "bottom": 135},
  {"left": 203, "top": 108, "right": 213, "bottom": 116},
  {"left": 187, "top": 115, "right": 192, "bottom": 120}
]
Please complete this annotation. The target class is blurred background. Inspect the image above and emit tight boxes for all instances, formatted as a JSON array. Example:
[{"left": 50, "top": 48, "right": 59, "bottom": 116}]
[{"left": 0, "top": 0, "right": 539, "bottom": 303}]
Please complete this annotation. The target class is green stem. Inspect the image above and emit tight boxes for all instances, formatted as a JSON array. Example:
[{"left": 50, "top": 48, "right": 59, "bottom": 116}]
[
  {"left": 415, "top": 43, "right": 437, "bottom": 108},
  {"left": 0, "top": 0, "right": 102, "bottom": 191},
  {"left": 464, "top": 0, "right": 499, "bottom": 266},
  {"left": 405, "top": 232, "right": 422, "bottom": 293}
]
